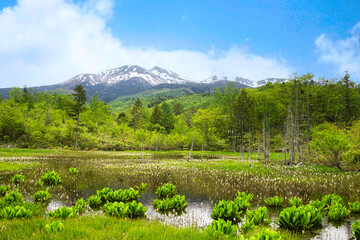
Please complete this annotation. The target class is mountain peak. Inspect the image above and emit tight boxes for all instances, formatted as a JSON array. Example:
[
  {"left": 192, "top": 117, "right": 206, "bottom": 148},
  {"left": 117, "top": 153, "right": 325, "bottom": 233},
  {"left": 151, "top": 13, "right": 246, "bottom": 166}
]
[{"left": 149, "top": 66, "right": 192, "bottom": 84}]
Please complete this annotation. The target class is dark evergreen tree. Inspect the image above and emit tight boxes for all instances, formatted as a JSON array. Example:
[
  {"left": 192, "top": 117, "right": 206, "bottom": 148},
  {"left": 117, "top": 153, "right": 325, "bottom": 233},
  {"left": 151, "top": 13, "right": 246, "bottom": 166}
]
[
  {"left": 150, "top": 103, "right": 163, "bottom": 126},
  {"left": 161, "top": 102, "right": 174, "bottom": 133},
  {"left": 131, "top": 98, "right": 144, "bottom": 133},
  {"left": 173, "top": 101, "right": 184, "bottom": 116},
  {"left": 72, "top": 84, "right": 87, "bottom": 149}
]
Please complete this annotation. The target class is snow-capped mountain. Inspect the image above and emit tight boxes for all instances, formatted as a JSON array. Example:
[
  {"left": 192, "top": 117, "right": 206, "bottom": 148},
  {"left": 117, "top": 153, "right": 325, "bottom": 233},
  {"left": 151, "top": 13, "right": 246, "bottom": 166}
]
[
  {"left": 62, "top": 65, "right": 191, "bottom": 87},
  {"left": 149, "top": 66, "right": 191, "bottom": 84},
  {"left": 201, "top": 75, "right": 285, "bottom": 87},
  {"left": 0, "top": 64, "right": 287, "bottom": 102}
]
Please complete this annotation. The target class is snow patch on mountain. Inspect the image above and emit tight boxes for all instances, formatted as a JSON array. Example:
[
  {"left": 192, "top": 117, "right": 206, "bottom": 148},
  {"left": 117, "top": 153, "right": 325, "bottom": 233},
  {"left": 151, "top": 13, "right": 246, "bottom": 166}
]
[
  {"left": 149, "top": 66, "right": 192, "bottom": 84},
  {"left": 201, "top": 75, "right": 285, "bottom": 87},
  {"left": 62, "top": 65, "right": 192, "bottom": 87}
]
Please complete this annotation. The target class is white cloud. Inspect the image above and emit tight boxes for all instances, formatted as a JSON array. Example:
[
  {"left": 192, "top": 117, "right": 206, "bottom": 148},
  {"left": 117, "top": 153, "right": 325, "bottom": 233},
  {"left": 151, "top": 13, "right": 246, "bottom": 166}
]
[
  {"left": 0, "top": 0, "right": 293, "bottom": 88},
  {"left": 315, "top": 22, "right": 360, "bottom": 81}
]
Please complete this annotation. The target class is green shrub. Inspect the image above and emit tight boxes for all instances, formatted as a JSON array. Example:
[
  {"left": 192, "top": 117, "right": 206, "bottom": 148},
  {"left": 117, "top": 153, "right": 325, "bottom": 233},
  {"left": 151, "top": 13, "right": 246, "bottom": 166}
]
[
  {"left": 3, "top": 190, "right": 23, "bottom": 205},
  {"left": 102, "top": 200, "right": 148, "bottom": 218},
  {"left": 45, "top": 221, "right": 64, "bottom": 233},
  {"left": 48, "top": 206, "right": 77, "bottom": 219},
  {"left": 153, "top": 195, "right": 187, "bottom": 211},
  {"left": 277, "top": 205, "right": 322, "bottom": 231},
  {"left": 75, "top": 198, "right": 87, "bottom": 214},
  {"left": 288, "top": 197, "right": 303, "bottom": 207},
  {"left": 12, "top": 174, "right": 25, "bottom": 184},
  {"left": 0, "top": 185, "right": 10, "bottom": 196},
  {"left": 33, "top": 190, "right": 51, "bottom": 202},
  {"left": 88, "top": 195, "right": 102, "bottom": 208},
  {"left": 328, "top": 203, "right": 350, "bottom": 220},
  {"left": 264, "top": 196, "right": 283, "bottom": 207},
  {"left": 249, "top": 228, "right": 283, "bottom": 240},
  {"left": 321, "top": 193, "right": 343, "bottom": 207},
  {"left": 245, "top": 207, "right": 270, "bottom": 226},
  {"left": 69, "top": 167, "right": 79, "bottom": 175},
  {"left": 349, "top": 201, "right": 360, "bottom": 213},
  {"left": 0, "top": 206, "right": 32, "bottom": 219},
  {"left": 41, "top": 171, "right": 62, "bottom": 185},
  {"left": 204, "top": 219, "right": 237, "bottom": 236},
  {"left": 211, "top": 200, "right": 242, "bottom": 222},
  {"left": 107, "top": 188, "right": 140, "bottom": 203},
  {"left": 155, "top": 183, "right": 177, "bottom": 198},
  {"left": 352, "top": 220, "right": 360, "bottom": 240}
]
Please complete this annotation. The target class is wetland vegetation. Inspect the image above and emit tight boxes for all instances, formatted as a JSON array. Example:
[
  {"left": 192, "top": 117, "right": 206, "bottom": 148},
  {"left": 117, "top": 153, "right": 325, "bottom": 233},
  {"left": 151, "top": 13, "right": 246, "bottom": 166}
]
[{"left": 1, "top": 149, "right": 360, "bottom": 239}]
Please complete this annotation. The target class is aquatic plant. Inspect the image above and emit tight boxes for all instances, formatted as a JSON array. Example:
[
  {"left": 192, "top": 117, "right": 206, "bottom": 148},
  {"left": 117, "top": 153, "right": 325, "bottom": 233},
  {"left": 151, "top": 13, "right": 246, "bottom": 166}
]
[
  {"left": 348, "top": 201, "right": 360, "bottom": 213},
  {"left": 0, "top": 185, "right": 10, "bottom": 196},
  {"left": 153, "top": 195, "right": 187, "bottom": 211},
  {"left": 245, "top": 207, "right": 270, "bottom": 226},
  {"left": 35, "top": 180, "right": 44, "bottom": 187},
  {"left": 126, "top": 200, "right": 148, "bottom": 218},
  {"left": 236, "top": 192, "right": 254, "bottom": 202},
  {"left": 102, "top": 200, "right": 148, "bottom": 218},
  {"left": 96, "top": 187, "right": 113, "bottom": 203},
  {"left": 69, "top": 167, "right": 79, "bottom": 175},
  {"left": 328, "top": 203, "right": 350, "bottom": 220},
  {"left": 3, "top": 190, "right": 23, "bottom": 205},
  {"left": 321, "top": 193, "right": 343, "bottom": 207},
  {"left": 106, "top": 188, "right": 140, "bottom": 203},
  {"left": 352, "top": 220, "right": 360, "bottom": 240},
  {"left": 136, "top": 182, "right": 147, "bottom": 191},
  {"left": 234, "top": 193, "right": 253, "bottom": 210},
  {"left": 88, "top": 195, "right": 102, "bottom": 208},
  {"left": 204, "top": 219, "right": 237, "bottom": 236},
  {"left": 12, "top": 174, "right": 25, "bottom": 184},
  {"left": 211, "top": 200, "right": 242, "bottom": 222},
  {"left": 41, "top": 171, "right": 62, "bottom": 185},
  {"left": 288, "top": 197, "right": 303, "bottom": 207},
  {"left": 241, "top": 218, "right": 255, "bottom": 233},
  {"left": 249, "top": 228, "right": 283, "bottom": 240},
  {"left": 277, "top": 205, "right": 322, "bottom": 231},
  {"left": 75, "top": 198, "right": 87, "bottom": 214},
  {"left": 45, "top": 221, "right": 64, "bottom": 233},
  {"left": 308, "top": 199, "right": 327, "bottom": 211},
  {"left": 0, "top": 206, "right": 32, "bottom": 220},
  {"left": 48, "top": 206, "right": 77, "bottom": 219},
  {"left": 155, "top": 183, "right": 177, "bottom": 198},
  {"left": 33, "top": 190, "right": 51, "bottom": 202},
  {"left": 264, "top": 196, "right": 284, "bottom": 207}
]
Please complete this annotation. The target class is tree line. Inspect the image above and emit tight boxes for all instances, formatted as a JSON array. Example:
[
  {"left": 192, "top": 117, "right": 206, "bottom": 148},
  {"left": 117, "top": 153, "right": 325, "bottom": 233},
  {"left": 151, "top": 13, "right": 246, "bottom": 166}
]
[{"left": 0, "top": 73, "right": 360, "bottom": 170}]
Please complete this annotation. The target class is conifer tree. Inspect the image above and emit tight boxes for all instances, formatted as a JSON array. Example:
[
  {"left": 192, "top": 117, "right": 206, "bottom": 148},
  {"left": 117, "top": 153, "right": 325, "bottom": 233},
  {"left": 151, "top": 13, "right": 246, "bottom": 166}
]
[{"left": 72, "top": 84, "right": 87, "bottom": 149}]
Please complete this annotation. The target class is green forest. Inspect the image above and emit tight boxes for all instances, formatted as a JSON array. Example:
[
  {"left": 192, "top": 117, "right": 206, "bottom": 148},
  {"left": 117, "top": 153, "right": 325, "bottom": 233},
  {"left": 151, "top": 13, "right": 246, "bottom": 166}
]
[{"left": 1, "top": 73, "right": 360, "bottom": 170}]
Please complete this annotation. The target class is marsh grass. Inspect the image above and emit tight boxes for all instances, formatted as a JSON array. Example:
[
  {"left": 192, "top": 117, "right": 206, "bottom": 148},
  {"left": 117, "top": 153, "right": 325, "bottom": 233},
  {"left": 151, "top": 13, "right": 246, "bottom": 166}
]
[
  {"left": 0, "top": 215, "right": 211, "bottom": 240},
  {"left": 0, "top": 162, "right": 40, "bottom": 171}
]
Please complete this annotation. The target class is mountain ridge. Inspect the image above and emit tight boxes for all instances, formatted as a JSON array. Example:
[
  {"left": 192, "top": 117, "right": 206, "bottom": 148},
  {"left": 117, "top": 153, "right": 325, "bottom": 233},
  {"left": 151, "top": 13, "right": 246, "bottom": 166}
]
[{"left": 0, "top": 65, "right": 286, "bottom": 102}]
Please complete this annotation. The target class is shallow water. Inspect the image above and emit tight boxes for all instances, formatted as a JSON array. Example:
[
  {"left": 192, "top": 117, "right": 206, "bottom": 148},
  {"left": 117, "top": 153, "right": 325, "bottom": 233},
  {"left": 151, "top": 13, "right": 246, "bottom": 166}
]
[{"left": 1, "top": 152, "right": 359, "bottom": 239}]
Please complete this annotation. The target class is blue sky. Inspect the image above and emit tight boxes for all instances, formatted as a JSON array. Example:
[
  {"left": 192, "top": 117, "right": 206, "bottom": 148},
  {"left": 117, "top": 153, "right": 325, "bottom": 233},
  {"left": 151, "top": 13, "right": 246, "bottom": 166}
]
[{"left": 0, "top": 0, "right": 359, "bottom": 87}]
